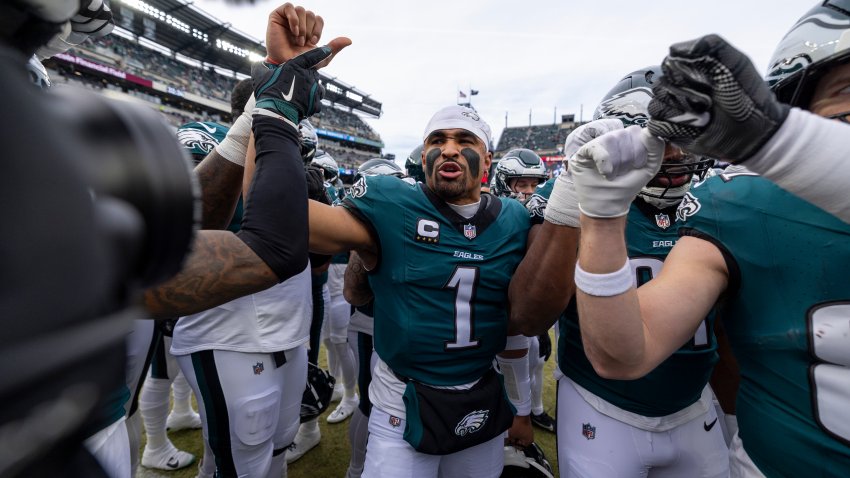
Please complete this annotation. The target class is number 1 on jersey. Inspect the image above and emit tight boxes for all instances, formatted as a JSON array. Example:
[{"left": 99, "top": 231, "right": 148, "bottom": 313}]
[{"left": 445, "top": 266, "right": 480, "bottom": 350}]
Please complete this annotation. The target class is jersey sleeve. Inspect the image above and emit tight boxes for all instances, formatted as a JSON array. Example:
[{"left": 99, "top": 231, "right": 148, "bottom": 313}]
[
  {"left": 676, "top": 175, "right": 750, "bottom": 298},
  {"left": 341, "top": 175, "right": 383, "bottom": 229},
  {"left": 526, "top": 177, "right": 555, "bottom": 225}
]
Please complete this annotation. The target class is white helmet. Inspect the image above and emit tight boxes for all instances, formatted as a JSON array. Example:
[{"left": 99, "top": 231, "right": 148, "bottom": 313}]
[
  {"left": 765, "top": 0, "right": 850, "bottom": 109},
  {"left": 312, "top": 151, "right": 339, "bottom": 183}
]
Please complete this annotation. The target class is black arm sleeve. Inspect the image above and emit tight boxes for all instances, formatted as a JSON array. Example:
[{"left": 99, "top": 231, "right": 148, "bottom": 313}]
[{"left": 236, "top": 115, "right": 309, "bottom": 282}]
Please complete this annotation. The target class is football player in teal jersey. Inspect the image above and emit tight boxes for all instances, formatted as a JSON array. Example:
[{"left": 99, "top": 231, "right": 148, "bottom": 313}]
[
  {"left": 524, "top": 68, "right": 726, "bottom": 477},
  {"left": 304, "top": 105, "right": 533, "bottom": 477},
  {"left": 568, "top": 3, "right": 850, "bottom": 476}
]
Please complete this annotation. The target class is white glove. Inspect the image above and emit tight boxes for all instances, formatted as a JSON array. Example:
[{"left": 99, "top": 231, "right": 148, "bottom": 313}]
[
  {"left": 572, "top": 126, "right": 664, "bottom": 218},
  {"left": 542, "top": 118, "right": 625, "bottom": 227},
  {"left": 563, "top": 118, "right": 624, "bottom": 159}
]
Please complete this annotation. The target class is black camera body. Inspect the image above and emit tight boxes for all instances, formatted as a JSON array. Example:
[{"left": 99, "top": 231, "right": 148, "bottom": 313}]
[{"left": 0, "top": 42, "right": 198, "bottom": 476}]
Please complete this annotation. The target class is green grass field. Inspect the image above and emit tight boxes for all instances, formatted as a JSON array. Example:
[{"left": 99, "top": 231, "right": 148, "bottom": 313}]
[{"left": 138, "top": 333, "right": 559, "bottom": 477}]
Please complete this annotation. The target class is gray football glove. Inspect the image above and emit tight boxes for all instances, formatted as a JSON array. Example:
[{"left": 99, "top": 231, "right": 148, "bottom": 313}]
[{"left": 648, "top": 34, "right": 790, "bottom": 163}]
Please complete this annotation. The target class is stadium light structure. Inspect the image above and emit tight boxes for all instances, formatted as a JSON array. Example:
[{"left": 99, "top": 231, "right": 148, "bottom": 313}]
[
  {"left": 215, "top": 38, "right": 265, "bottom": 63},
  {"left": 121, "top": 0, "right": 266, "bottom": 62}
]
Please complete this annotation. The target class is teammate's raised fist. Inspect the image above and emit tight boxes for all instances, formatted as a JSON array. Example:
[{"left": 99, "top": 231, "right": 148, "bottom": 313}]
[{"left": 265, "top": 3, "right": 351, "bottom": 66}]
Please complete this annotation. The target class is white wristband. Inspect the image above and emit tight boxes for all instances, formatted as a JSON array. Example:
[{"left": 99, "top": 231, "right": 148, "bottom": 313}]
[
  {"left": 574, "top": 260, "right": 633, "bottom": 297},
  {"left": 214, "top": 93, "right": 255, "bottom": 166},
  {"left": 496, "top": 354, "right": 531, "bottom": 416}
]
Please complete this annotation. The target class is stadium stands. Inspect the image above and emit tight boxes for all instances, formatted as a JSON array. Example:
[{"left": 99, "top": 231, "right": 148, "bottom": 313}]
[
  {"left": 85, "top": 34, "right": 238, "bottom": 103},
  {"left": 42, "top": 0, "right": 385, "bottom": 162},
  {"left": 494, "top": 118, "right": 583, "bottom": 176}
]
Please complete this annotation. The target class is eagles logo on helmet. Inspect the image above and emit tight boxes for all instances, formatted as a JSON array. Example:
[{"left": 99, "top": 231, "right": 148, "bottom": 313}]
[
  {"left": 765, "top": 0, "right": 850, "bottom": 109},
  {"left": 594, "top": 66, "right": 714, "bottom": 209},
  {"left": 355, "top": 158, "right": 405, "bottom": 182},
  {"left": 501, "top": 442, "right": 555, "bottom": 478},
  {"left": 176, "top": 122, "right": 229, "bottom": 162}
]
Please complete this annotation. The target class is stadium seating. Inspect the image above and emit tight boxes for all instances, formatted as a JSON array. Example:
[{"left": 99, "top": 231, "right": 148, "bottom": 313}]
[
  {"left": 71, "top": 35, "right": 383, "bottom": 143},
  {"left": 496, "top": 123, "right": 570, "bottom": 153}
]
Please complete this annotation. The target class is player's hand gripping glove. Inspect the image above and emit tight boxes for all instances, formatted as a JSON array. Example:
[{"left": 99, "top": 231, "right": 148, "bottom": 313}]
[
  {"left": 252, "top": 45, "right": 333, "bottom": 129},
  {"left": 571, "top": 126, "right": 664, "bottom": 218},
  {"left": 305, "top": 165, "right": 332, "bottom": 205},
  {"left": 648, "top": 34, "right": 790, "bottom": 163},
  {"left": 543, "top": 119, "right": 623, "bottom": 227}
]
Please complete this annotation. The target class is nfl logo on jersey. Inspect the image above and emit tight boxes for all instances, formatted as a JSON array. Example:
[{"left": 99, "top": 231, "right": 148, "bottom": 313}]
[
  {"left": 253, "top": 362, "right": 264, "bottom": 375},
  {"left": 655, "top": 213, "right": 671, "bottom": 229},
  {"left": 463, "top": 224, "right": 477, "bottom": 240},
  {"left": 582, "top": 423, "right": 596, "bottom": 440}
]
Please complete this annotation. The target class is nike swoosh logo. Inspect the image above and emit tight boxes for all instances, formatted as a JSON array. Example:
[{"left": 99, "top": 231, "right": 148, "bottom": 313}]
[
  {"left": 201, "top": 123, "right": 216, "bottom": 134},
  {"left": 281, "top": 78, "right": 295, "bottom": 101},
  {"left": 166, "top": 457, "right": 180, "bottom": 469},
  {"left": 704, "top": 418, "right": 718, "bottom": 432}
]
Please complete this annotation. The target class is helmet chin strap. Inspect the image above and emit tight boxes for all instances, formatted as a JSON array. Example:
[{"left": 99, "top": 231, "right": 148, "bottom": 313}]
[{"left": 639, "top": 183, "right": 691, "bottom": 209}]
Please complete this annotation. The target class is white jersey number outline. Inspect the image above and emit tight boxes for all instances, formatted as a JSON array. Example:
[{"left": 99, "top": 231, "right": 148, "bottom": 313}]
[
  {"left": 444, "top": 266, "right": 481, "bottom": 350},
  {"left": 808, "top": 302, "right": 850, "bottom": 445}
]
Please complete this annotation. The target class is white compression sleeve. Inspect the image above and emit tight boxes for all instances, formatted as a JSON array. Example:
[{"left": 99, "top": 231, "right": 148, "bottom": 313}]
[
  {"left": 497, "top": 351, "right": 531, "bottom": 416},
  {"left": 746, "top": 108, "right": 850, "bottom": 223},
  {"left": 214, "top": 93, "right": 255, "bottom": 166}
]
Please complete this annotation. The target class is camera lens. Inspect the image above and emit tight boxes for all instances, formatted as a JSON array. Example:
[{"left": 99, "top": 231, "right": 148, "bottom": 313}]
[{"left": 52, "top": 87, "right": 199, "bottom": 287}]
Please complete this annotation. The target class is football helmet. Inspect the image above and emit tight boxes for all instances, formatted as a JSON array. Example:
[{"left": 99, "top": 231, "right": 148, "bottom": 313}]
[
  {"left": 176, "top": 121, "right": 229, "bottom": 164},
  {"left": 26, "top": 55, "right": 51, "bottom": 90},
  {"left": 355, "top": 158, "right": 405, "bottom": 182},
  {"left": 490, "top": 149, "right": 547, "bottom": 202},
  {"left": 300, "top": 362, "right": 336, "bottom": 423},
  {"left": 298, "top": 119, "right": 319, "bottom": 164},
  {"left": 765, "top": 0, "right": 850, "bottom": 109},
  {"left": 501, "top": 443, "right": 554, "bottom": 478},
  {"left": 594, "top": 66, "right": 713, "bottom": 208},
  {"left": 406, "top": 144, "right": 426, "bottom": 183},
  {"left": 312, "top": 150, "right": 339, "bottom": 182}
]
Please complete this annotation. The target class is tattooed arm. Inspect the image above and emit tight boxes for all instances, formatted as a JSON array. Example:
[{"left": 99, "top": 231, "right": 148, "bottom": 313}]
[
  {"left": 343, "top": 251, "right": 373, "bottom": 307},
  {"left": 143, "top": 231, "right": 277, "bottom": 318},
  {"left": 195, "top": 150, "right": 244, "bottom": 229}
]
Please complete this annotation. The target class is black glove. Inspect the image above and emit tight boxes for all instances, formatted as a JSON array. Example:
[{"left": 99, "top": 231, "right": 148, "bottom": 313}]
[
  {"left": 538, "top": 332, "right": 552, "bottom": 362},
  {"left": 306, "top": 165, "right": 332, "bottom": 204},
  {"left": 648, "top": 34, "right": 790, "bottom": 163},
  {"left": 252, "top": 46, "right": 332, "bottom": 126}
]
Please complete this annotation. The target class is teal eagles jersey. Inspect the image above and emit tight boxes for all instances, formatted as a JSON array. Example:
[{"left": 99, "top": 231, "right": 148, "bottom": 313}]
[
  {"left": 559, "top": 198, "right": 718, "bottom": 416},
  {"left": 679, "top": 171, "right": 850, "bottom": 476},
  {"left": 342, "top": 175, "right": 529, "bottom": 386}
]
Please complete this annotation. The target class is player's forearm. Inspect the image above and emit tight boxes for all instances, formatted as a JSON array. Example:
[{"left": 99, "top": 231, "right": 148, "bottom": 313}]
[
  {"left": 235, "top": 115, "right": 309, "bottom": 282},
  {"left": 509, "top": 222, "right": 578, "bottom": 336},
  {"left": 575, "top": 215, "right": 649, "bottom": 379},
  {"left": 195, "top": 150, "right": 243, "bottom": 229},
  {"left": 143, "top": 230, "right": 277, "bottom": 318},
  {"left": 745, "top": 108, "right": 850, "bottom": 223},
  {"left": 307, "top": 200, "right": 370, "bottom": 256},
  {"left": 343, "top": 251, "right": 373, "bottom": 306}
]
